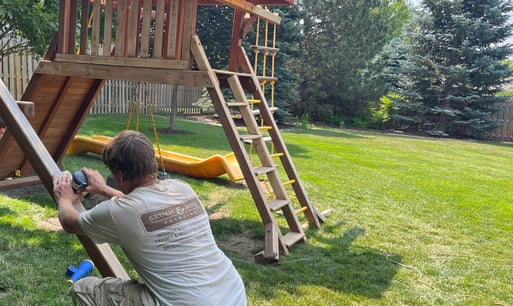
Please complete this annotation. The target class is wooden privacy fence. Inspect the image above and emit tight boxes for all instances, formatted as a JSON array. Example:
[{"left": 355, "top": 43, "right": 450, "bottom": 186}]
[{"left": 482, "top": 102, "right": 513, "bottom": 142}]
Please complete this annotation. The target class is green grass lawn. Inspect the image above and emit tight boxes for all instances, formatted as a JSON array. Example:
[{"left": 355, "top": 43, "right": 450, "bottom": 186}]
[{"left": 1, "top": 114, "right": 513, "bottom": 305}]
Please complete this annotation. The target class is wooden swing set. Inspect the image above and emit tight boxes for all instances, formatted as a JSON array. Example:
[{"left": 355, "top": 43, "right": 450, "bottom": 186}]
[{"left": 0, "top": 0, "right": 328, "bottom": 275}]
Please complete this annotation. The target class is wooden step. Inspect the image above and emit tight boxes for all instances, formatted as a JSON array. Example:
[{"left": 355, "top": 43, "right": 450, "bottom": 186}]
[
  {"left": 252, "top": 107, "right": 278, "bottom": 115},
  {"left": 240, "top": 134, "right": 261, "bottom": 143},
  {"left": 226, "top": 101, "right": 248, "bottom": 107},
  {"left": 250, "top": 45, "right": 280, "bottom": 53},
  {"left": 257, "top": 76, "right": 278, "bottom": 82},
  {"left": 254, "top": 166, "right": 276, "bottom": 176},
  {"left": 268, "top": 199, "right": 289, "bottom": 212},
  {"left": 282, "top": 232, "right": 305, "bottom": 248}
]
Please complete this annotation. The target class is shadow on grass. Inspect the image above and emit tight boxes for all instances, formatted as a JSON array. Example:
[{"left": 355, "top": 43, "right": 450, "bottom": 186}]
[
  {"left": 210, "top": 217, "right": 401, "bottom": 300},
  {"left": 0, "top": 207, "right": 93, "bottom": 305}
]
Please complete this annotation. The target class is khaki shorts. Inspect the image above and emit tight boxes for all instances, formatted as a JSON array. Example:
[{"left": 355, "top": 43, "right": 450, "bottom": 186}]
[{"left": 69, "top": 277, "right": 157, "bottom": 306}]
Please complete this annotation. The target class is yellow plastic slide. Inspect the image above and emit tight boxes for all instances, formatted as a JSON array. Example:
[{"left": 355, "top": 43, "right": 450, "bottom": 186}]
[{"left": 67, "top": 135, "right": 244, "bottom": 182}]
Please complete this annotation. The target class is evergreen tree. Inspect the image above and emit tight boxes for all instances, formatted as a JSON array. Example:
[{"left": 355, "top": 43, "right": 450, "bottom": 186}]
[
  {"left": 391, "top": 0, "right": 513, "bottom": 137},
  {"left": 196, "top": 5, "right": 233, "bottom": 69},
  {"left": 297, "top": 0, "right": 410, "bottom": 125},
  {"left": 197, "top": 5, "right": 303, "bottom": 123}
]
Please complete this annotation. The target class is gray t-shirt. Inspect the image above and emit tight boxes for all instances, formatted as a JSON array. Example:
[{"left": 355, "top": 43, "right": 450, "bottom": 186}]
[{"left": 78, "top": 179, "right": 247, "bottom": 306}]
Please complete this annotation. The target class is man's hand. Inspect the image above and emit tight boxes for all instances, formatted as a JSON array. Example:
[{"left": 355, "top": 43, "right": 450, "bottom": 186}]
[
  {"left": 53, "top": 171, "right": 83, "bottom": 234},
  {"left": 81, "top": 168, "right": 125, "bottom": 199},
  {"left": 53, "top": 171, "right": 82, "bottom": 203}
]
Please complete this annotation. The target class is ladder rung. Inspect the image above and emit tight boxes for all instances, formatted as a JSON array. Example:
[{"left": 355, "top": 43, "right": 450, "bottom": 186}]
[
  {"left": 252, "top": 107, "right": 278, "bottom": 115},
  {"left": 282, "top": 232, "right": 305, "bottom": 248},
  {"left": 259, "top": 126, "right": 272, "bottom": 131},
  {"left": 270, "top": 152, "right": 284, "bottom": 158},
  {"left": 248, "top": 99, "right": 261, "bottom": 104},
  {"left": 226, "top": 102, "right": 248, "bottom": 107},
  {"left": 296, "top": 206, "right": 308, "bottom": 214},
  {"left": 263, "top": 136, "right": 272, "bottom": 143},
  {"left": 254, "top": 166, "right": 276, "bottom": 176},
  {"left": 268, "top": 199, "right": 290, "bottom": 212},
  {"left": 283, "top": 179, "right": 296, "bottom": 186},
  {"left": 250, "top": 45, "right": 280, "bottom": 52}
]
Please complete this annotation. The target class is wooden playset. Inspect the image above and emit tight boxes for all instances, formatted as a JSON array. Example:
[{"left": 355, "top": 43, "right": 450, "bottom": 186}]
[{"left": 0, "top": 0, "right": 327, "bottom": 275}]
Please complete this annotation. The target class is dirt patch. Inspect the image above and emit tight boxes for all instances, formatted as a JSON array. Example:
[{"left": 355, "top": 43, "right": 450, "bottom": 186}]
[
  {"left": 217, "top": 231, "right": 262, "bottom": 259},
  {"left": 37, "top": 217, "right": 63, "bottom": 231},
  {"left": 0, "top": 182, "right": 48, "bottom": 199}
]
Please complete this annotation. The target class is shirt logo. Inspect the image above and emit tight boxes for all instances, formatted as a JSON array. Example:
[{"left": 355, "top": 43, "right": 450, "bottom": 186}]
[{"left": 140, "top": 198, "right": 205, "bottom": 232}]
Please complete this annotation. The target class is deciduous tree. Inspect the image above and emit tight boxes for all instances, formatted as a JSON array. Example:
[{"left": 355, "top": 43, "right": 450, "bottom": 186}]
[{"left": 0, "top": 0, "right": 59, "bottom": 57}]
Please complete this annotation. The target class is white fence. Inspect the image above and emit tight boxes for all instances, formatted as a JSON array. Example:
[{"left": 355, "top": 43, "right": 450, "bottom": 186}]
[
  {"left": 0, "top": 38, "right": 38, "bottom": 100},
  {"left": 91, "top": 81, "right": 207, "bottom": 115}
]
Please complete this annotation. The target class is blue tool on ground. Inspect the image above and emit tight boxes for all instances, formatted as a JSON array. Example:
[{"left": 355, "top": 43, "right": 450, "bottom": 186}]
[{"left": 66, "top": 259, "right": 94, "bottom": 284}]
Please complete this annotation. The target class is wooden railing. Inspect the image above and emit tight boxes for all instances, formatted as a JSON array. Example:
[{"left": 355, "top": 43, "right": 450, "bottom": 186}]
[{"left": 57, "top": 0, "right": 196, "bottom": 66}]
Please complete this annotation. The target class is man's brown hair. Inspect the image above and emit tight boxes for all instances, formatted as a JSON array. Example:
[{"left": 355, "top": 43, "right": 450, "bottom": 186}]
[{"left": 102, "top": 130, "right": 157, "bottom": 181}]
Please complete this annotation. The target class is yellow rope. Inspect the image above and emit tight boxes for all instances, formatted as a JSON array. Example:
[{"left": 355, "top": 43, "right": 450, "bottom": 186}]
[{"left": 145, "top": 89, "right": 166, "bottom": 172}]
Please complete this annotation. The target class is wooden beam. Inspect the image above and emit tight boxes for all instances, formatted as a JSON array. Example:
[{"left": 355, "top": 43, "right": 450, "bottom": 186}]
[
  {"left": 0, "top": 79, "right": 129, "bottom": 279},
  {"left": 228, "top": 9, "right": 245, "bottom": 71},
  {"left": 198, "top": 0, "right": 296, "bottom": 7},
  {"left": 35, "top": 60, "right": 212, "bottom": 87},
  {"left": 200, "top": 0, "right": 281, "bottom": 24}
]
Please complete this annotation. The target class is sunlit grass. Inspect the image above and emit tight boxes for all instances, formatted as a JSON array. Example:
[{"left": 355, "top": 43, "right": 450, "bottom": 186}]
[{"left": 1, "top": 115, "right": 513, "bottom": 305}]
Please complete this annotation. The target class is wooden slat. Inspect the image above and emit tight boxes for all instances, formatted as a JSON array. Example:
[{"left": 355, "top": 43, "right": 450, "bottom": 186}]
[
  {"left": 166, "top": 0, "right": 180, "bottom": 59},
  {"left": 91, "top": 0, "right": 102, "bottom": 55},
  {"left": 126, "top": 0, "right": 139, "bottom": 57},
  {"left": 58, "top": 0, "right": 70, "bottom": 54},
  {"left": 103, "top": 0, "right": 114, "bottom": 56},
  {"left": 114, "top": 0, "right": 126, "bottom": 56},
  {"left": 139, "top": 0, "right": 153, "bottom": 57},
  {"left": 153, "top": 0, "right": 166, "bottom": 58},
  {"left": 181, "top": 0, "right": 196, "bottom": 62}
]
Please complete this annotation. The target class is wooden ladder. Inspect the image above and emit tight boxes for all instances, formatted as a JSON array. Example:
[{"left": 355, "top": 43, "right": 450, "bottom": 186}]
[{"left": 191, "top": 35, "right": 325, "bottom": 263}]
